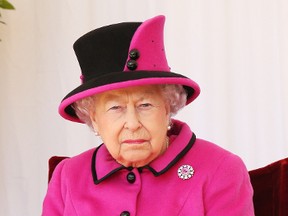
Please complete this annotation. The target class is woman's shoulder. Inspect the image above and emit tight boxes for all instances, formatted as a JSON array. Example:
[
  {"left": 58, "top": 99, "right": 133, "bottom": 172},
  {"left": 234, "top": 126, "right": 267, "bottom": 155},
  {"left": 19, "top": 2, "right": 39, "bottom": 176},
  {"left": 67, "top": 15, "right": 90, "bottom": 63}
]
[
  {"left": 192, "top": 138, "right": 238, "bottom": 159},
  {"left": 56, "top": 147, "right": 97, "bottom": 173},
  {"left": 68, "top": 147, "right": 97, "bottom": 163},
  {"left": 48, "top": 147, "right": 98, "bottom": 184},
  {"left": 186, "top": 137, "right": 248, "bottom": 174}
]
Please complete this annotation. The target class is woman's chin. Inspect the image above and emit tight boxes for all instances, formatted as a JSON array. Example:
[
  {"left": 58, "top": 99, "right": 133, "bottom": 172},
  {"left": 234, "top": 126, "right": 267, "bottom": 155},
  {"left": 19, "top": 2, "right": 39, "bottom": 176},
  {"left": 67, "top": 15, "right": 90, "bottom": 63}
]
[{"left": 118, "top": 150, "right": 154, "bottom": 167}]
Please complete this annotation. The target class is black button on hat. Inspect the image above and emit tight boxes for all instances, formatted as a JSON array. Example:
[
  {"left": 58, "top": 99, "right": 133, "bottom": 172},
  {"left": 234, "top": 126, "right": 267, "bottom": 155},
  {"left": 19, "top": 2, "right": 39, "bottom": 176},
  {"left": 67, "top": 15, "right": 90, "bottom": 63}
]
[
  {"left": 120, "top": 211, "right": 130, "bottom": 216},
  {"left": 129, "top": 49, "right": 140, "bottom": 60},
  {"left": 127, "top": 172, "right": 136, "bottom": 183},
  {"left": 126, "top": 60, "right": 138, "bottom": 70}
]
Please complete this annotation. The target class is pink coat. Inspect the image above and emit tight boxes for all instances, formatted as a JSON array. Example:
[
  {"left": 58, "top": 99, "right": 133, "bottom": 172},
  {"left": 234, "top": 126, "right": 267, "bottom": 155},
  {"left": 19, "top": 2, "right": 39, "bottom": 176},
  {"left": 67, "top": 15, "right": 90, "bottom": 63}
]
[{"left": 42, "top": 120, "right": 254, "bottom": 215}]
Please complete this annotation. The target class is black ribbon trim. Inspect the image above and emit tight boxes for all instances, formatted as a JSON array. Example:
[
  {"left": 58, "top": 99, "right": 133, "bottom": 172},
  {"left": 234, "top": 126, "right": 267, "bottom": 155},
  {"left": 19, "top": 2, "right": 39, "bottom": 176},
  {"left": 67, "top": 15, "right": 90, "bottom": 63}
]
[
  {"left": 91, "top": 133, "right": 196, "bottom": 184},
  {"left": 139, "top": 133, "right": 196, "bottom": 176}
]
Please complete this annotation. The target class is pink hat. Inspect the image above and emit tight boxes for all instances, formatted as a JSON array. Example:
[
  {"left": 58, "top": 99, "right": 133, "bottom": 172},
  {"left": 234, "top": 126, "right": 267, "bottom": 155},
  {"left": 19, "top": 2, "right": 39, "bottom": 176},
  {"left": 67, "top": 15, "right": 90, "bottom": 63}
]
[{"left": 59, "top": 15, "right": 200, "bottom": 123}]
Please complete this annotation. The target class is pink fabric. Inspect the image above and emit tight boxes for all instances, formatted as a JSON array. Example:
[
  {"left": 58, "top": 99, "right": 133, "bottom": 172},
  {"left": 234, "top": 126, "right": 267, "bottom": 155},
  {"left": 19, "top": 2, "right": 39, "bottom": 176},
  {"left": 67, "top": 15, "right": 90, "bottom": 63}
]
[
  {"left": 124, "top": 15, "right": 169, "bottom": 72},
  {"left": 42, "top": 121, "right": 254, "bottom": 215}
]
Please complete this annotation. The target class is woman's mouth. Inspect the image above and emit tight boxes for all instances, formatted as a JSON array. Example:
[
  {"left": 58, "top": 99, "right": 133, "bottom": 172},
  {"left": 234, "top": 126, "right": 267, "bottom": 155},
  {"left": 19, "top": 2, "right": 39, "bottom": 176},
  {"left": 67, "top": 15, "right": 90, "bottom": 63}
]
[{"left": 122, "top": 139, "right": 147, "bottom": 144}]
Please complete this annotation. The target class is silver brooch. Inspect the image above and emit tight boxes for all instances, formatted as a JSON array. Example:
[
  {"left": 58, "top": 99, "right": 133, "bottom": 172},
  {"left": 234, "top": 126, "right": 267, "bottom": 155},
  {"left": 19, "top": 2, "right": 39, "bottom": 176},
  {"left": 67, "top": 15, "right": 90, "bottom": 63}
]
[{"left": 178, "top": 165, "right": 194, "bottom": 180}]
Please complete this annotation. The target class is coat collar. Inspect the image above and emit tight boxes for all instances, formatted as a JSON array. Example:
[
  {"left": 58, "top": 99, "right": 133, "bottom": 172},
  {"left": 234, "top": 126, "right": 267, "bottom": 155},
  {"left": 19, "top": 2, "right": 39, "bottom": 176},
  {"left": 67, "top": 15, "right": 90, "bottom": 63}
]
[{"left": 91, "top": 120, "right": 196, "bottom": 184}]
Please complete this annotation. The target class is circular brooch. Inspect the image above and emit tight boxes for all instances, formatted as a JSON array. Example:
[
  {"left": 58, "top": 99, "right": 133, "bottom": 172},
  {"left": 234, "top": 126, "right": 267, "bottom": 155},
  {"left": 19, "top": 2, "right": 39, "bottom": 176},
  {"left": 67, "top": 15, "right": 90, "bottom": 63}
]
[{"left": 178, "top": 165, "right": 194, "bottom": 180}]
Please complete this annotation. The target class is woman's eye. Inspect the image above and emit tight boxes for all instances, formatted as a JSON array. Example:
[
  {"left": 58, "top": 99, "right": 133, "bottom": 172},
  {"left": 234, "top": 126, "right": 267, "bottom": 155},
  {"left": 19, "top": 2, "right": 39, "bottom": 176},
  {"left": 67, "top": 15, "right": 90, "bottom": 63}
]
[
  {"left": 108, "top": 105, "right": 122, "bottom": 111},
  {"left": 139, "top": 103, "right": 152, "bottom": 108}
]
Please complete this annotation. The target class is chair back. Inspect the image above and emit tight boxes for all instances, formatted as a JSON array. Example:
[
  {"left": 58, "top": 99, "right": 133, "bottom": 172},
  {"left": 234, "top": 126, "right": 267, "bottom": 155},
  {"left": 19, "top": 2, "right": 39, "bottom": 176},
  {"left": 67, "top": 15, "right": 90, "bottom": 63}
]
[{"left": 249, "top": 157, "right": 288, "bottom": 216}]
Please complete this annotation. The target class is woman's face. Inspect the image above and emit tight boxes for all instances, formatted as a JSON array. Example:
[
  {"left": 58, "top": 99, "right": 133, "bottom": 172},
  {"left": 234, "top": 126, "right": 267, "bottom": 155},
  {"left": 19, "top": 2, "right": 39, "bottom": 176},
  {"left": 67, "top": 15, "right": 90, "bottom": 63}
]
[{"left": 90, "top": 85, "right": 170, "bottom": 167}]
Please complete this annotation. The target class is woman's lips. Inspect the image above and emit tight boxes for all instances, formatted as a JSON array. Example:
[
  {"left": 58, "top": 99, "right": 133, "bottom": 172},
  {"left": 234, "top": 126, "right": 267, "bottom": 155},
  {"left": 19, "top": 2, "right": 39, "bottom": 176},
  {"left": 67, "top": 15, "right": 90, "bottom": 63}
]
[{"left": 122, "top": 139, "right": 147, "bottom": 144}]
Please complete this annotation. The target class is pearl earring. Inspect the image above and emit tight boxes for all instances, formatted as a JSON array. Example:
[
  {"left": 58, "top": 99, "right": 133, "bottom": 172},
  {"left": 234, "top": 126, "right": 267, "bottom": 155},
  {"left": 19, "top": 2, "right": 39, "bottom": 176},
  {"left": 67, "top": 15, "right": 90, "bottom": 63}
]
[
  {"left": 95, "top": 131, "right": 99, "bottom": 136},
  {"left": 167, "top": 120, "right": 172, "bottom": 130}
]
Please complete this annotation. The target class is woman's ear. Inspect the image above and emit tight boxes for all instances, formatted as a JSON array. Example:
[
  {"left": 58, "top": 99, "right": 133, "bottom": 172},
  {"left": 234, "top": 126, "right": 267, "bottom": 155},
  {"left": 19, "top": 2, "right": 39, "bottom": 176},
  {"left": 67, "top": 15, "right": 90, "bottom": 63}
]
[
  {"left": 89, "top": 110, "right": 99, "bottom": 133},
  {"left": 91, "top": 120, "right": 99, "bottom": 133},
  {"left": 165, "top": 104, "right": 172, "bottom": 130},
  {"left": 165, "top": 102, "right": 171, "bottom": 119}
]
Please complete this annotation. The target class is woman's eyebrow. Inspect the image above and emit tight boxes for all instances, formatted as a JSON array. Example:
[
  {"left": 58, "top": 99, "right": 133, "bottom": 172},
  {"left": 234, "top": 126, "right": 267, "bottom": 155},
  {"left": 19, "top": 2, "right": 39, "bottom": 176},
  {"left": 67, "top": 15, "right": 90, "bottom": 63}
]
[
  {"left": 100, "top": 88, "right": 159, "bottom": 103},
  {"left": 100, "top": 93, "right": 123, "bottom": 102}
]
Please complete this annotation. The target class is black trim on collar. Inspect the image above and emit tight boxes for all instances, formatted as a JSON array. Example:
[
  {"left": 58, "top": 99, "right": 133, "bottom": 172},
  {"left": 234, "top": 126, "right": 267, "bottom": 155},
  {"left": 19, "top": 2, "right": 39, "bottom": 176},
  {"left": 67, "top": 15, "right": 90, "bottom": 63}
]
[
  {"left": 91, "top": 133, "right": 196, "bottom": 184},
  {"left": 91, "top": 145, "right": 133, "bottom": 184},
  {"left": 139, "top": 133, "right": 196, "bottom": 176}
]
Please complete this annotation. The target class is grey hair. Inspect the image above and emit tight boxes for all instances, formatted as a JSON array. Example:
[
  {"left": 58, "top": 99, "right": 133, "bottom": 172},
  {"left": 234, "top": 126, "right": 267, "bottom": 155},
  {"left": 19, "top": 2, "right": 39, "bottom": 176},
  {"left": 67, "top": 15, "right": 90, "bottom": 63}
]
[{"left": 72, "top": 84, "right": 188, "bottom": 129}]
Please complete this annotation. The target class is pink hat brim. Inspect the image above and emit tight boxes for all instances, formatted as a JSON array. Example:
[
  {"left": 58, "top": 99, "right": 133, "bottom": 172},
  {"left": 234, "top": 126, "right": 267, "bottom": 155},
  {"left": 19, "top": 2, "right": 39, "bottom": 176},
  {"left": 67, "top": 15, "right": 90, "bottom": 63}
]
[{"left": 59, "top": 74, "right": 200, "bottom": 123}]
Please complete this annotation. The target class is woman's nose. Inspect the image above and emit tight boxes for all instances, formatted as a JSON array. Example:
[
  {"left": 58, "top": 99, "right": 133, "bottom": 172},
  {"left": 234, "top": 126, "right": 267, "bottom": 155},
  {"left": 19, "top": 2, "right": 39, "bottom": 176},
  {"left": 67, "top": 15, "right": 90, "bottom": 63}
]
[{"left": 124, "top": 107, "right": 142, "bottom": 131}]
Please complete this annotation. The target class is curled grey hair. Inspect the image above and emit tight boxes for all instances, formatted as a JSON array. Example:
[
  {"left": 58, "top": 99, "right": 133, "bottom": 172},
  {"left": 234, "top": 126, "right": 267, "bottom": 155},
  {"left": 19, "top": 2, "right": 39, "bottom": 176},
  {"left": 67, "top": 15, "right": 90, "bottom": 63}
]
[{"left": 72, "top": 84, "right": 188, "bottom": 129}]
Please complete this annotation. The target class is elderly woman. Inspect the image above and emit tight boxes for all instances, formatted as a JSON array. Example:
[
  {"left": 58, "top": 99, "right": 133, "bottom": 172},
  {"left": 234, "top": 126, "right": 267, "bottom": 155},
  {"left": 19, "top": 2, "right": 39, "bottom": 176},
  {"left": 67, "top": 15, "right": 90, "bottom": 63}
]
[{"left": 42, "top": 15, "right": 254, "bottom": 215}]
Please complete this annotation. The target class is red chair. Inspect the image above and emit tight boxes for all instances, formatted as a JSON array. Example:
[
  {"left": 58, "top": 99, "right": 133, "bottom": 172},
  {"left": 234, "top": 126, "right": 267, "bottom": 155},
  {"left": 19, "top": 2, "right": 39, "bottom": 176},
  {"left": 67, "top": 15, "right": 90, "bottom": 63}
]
[
  {"left": 48, "top": 156, "right": 69, "bottom": 182},
  {"left": 48, "top": 156, "right": 288, "bottom": 215},
  {"left": 248, "top": 157, "right": 288, "bottom": 216}
]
